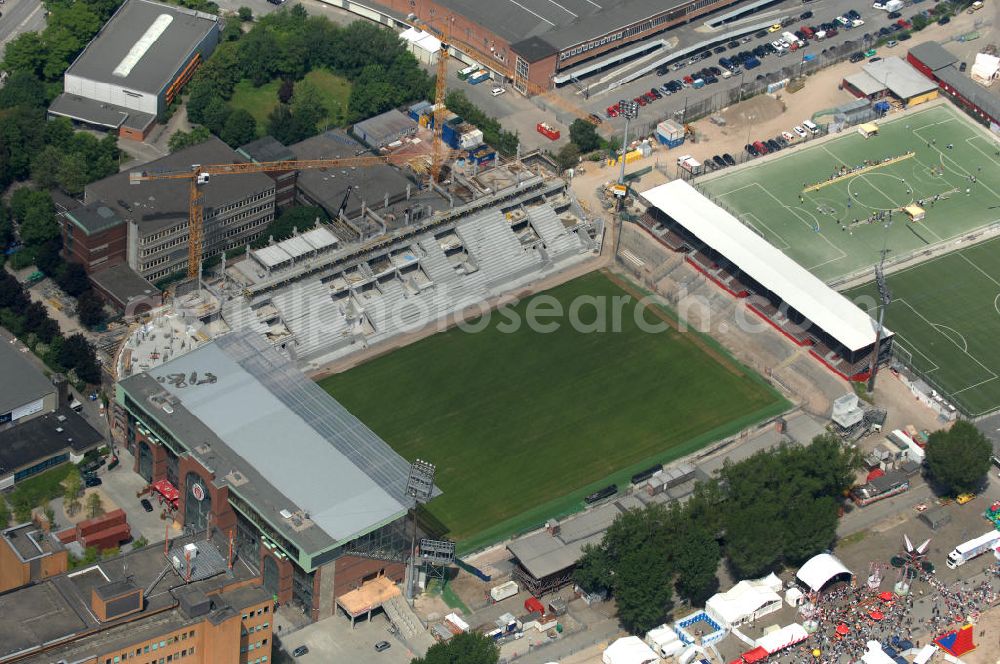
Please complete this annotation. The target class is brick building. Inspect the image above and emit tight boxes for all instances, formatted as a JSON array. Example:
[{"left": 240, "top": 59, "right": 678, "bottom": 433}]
[
  {"left": 112, "top": 330, "right": 424, "bottom": 621},
  {"left": 0, "top": 531, "right": 272, "bottom": 664},
  {"left": 357, "top": 0, "right": 742, "bottom": 92},
  {"left": 908, "top": 41, "right": 1000, "bottom": 127}
]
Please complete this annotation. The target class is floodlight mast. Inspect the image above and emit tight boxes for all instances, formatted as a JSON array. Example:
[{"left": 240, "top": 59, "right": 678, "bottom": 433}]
[
  {"left": 867, "top": 248, "right": 893, "bottom": 393},
  {"left": 405, "top": 459, "right": 436, "bottom": 601}
]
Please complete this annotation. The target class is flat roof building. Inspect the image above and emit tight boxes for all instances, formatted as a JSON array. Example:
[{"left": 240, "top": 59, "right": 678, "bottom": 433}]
[
  {"left": 0, "top": 407, "right": 104, "bottom": 489},
  {"left": 0, "top": 523, "right": 68, "bottom": 594},
  {"left": 359, "top": 0, "right": 742, "bottom": 92},
  {"left": 0, "top": 532, "right": 271, "bottom": 664},
  {"left": 0, "top": 342, "right": 57, "bottom": 428},
  {"left": 842, "top": 57, "right": 939, "bottom": 107},
  {"left": 909, "top": 42, "right": 1000, "bottom": 126},
  {"left": 89, "top": 263, "right": 163, "bottom": 315},
  {"left": 49, "top": 0, "right": 220, "bottom": 140},
  {"left": 114, "top": 330, "right": 425, "bottom": 619},
  {"left": 86, "top": 137, "right": 276, "bottom": 282},
  {"left": 352, "top": 109, "right": 418, "bottom": 148},
  {"left": 61, "top": 201, "right": 129, "bottom": 274}
]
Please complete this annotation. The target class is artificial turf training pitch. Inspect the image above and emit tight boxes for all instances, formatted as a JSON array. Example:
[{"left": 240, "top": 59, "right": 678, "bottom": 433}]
[
  {"left": 320, "top": 271, "right": 787, "bottom": 549},
  {"left": 845, "top": 234, "right": 1000, "bottom": 417},
  {"left": 699, "top": 104, "right": 1000, "bottom": 283}
]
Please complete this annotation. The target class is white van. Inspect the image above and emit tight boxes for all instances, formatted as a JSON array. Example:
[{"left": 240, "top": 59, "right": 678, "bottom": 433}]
[{"left": 802, "top": 119, "right": 819, "bottom": 134}]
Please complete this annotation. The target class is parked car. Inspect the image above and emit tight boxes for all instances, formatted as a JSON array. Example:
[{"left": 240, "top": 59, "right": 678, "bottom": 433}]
[
  {"left": 606, "top": 105, "right": 619, "bottom": 117},
  {"left": 722, "top": 153, "right": 736, "bottom": 166},
  {"left": 781, "top": 130, "right": 795, "bottom": 142},
  {"left": 107, "top": 457, "right": 119, "bottom": 471},
  {"left": 768, "top": 23, "right": 782, "bottom": 32},
  {"left": 85, "top": 477, "right": 102, "bottom": 488},
  {"left": 793, "top": 125, "right": 808, "bottom": 138},
  {"left": 887, "top": 10, "right": 901, "bottom": 18},
  {"left": 886, "top": 39, "right": 898, "bottom": 48},
  {"left": 746, "top": 143, "right": 759, "bottom": 156},
  {"left": 141, "top": 498, "right": 154, "bottom": 513},
  {"left": 766, "top": 139, "right": 781, "bottom": 152},
  {"left": 293, "top": 646, "right": 309, "bottom": 657},
  {"left": 649, "top": 88, "right": 662, "bottom": 99},
  {"left": 634, "top": 96, "right": 647, "bottom": 106},
  {"left": 753, "top": 140, "right": 769, "bottom": 154},
  {"left": 869, "top": 56, "right": 882, "bottom": 62},
  {"left": 375, "top": 641, "right": 391, "bottom": 652},
  {"left": 850, "top": 51, "right": 865, "bottom": 62},
  {"left": 714, "top": 45, "right": 727, "bottom": 54},
  {"left": 727, "top": 40, "right": 740, "bottom": 48},
  {"left": 960, "top": 61, "right": 967, "bottom": 71},
  {"left": 937, "top": 15, "right": 950, "bottom": 24},
  {"left": 713, "top": 155, "right": 727, "bottom": 168},
  {"left": 800, "top": 10, "right": 813, "bottom": 19},
  {"left": 755, "top": 29, "right": 769, "bottom": 38}
]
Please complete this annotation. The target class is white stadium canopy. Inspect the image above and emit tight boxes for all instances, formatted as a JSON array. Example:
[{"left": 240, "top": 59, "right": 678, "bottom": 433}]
[{"left": 640, "top": 180, "right": 890, "bottom": 352}]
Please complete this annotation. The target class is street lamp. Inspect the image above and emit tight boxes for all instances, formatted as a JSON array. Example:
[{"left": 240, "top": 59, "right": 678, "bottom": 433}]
[{"left": 617, "top": 99, "right": 639, "bottom": 187}]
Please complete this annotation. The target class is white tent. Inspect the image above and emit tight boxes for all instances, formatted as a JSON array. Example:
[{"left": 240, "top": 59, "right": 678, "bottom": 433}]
[
  {"left": 785, "top": 587, "right": 805, "bottom": 606},
  {"left": 861, "top": 641, "right": 897, "bottom": 664},
  {"left": 971, "top": 53, "right": 1000, "bottom": 85},
  {"left": 646, "top": 625, "right": 683, "bottom": 658},
  {"left": 796, "top": 553, "right": 852, "bottom": 592},
  {"left": 913, "top": 644, "right": 937, "bottom": 664},
  {"left": 756, "top": 623, "right": 808, "bottom": 654},
  {"left": 706, "top": 574, "right": 783, "bottom": 627},
  {"left": 603, "top": 636, "right": 660, "bottom": 664}
]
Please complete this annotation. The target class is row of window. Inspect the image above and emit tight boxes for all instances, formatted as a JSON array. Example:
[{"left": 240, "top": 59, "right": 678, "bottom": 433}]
[
  {"left": 242, "top": 607, "right": 270, "bottom": 620},
  {"left": 242, "top": 622, "right": 270, "bottom": 636},
  {"left": 141, "top": 223, "right": 189, "bottom": 245},
  {"left": 104, "top": 633, "right": 196, "bottom": 663},
  {"left": 142, "top": 234, "right": 188, "bottom": 257},
  {"left": 214, "top": 188, "right": 275, "bottom": 216},
  {"left": 248, "top": 658, "right": 269, "bottom": 664},
  {"left": 240, "top": 639, "right": 268, "bottom": 653}
]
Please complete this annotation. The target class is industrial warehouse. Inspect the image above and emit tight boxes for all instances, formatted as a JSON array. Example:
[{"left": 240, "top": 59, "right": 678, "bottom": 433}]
[
  {"left": 48, "top": 0, "right": 220, "bottom": 140},
  {"left": 355, "top": 0, "right": 744, "bottom": 92},
  {"left": 113, "top": 330, "right": 420, "bottom": 620}
]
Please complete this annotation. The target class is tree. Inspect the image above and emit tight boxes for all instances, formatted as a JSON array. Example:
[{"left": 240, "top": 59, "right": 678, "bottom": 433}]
[
  {"left": 554, "top": 143, "right": 581, "bottom": 172},
  {"left": 220, "top": 108, "right": 257, "bottom": 148},
  {"left": 672, "top": 519, "right": 720, "bottom": 605},
  {"left": 12, "top": 189, "right": 59, "bottom": 248},
  {"left": 278, "top": 79, "right": 295, "bottom": 104},
  {"left": 569, "top": 119, "right": 602, "bottom": 152},
  {"left": 168, "top": 125, "right": 213, "bottom": 153},
  {"left": 77, "top": 291, "right": 106, "bottom": 328},
  {"left": 0, "top": 497, "right": 10, "bottom": 529},
  {"left": 60, "top": 333, "right": 101, "bottom": 384},
  {"left": 200, "top": 96, "right": 231, "bottom": 135},
  {"left": 237, "top": 5, "right": 253, "bottom": 21},
  {"left": 925, "top": 421, "right": 992, "bottom": 494},
  {"left": 132, "top": 535, "right": 149, "bottom": 549},
  {"left": 2, "top": 32, "right": 49, "bottom": 79},
  {"left": 57, "top": 152, "right": 92, "bottom": 195},
  {"left": 0, "top": 71, "right": 48, "bottom": 109},
  {"left": 614, "top": 544, "right": 674, "bottom": 634},
  {"left": 64, "top": 472, "right": 82, "bottom": 516},
  {"left": 266, "top": 104, "right": 295, "bottom": 144},
  {"left": 411, "top": 632, "right": 498, "bottom": 664},
  {"left": 86, "top": 492, "right": 104, "bottom": 519},
  {"left": 57, "top": 262, "right": 90, "bottom": 297}
]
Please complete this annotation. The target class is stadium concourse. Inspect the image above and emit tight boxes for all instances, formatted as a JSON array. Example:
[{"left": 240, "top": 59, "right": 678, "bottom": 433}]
[{"left": 638, "top": 180, "right": 893, "bottom": 383}]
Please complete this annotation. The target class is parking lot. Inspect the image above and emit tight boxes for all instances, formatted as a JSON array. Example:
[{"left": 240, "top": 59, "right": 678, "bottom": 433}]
[{"left": 277, "top": 612, "right": 413, "bottom": 664}]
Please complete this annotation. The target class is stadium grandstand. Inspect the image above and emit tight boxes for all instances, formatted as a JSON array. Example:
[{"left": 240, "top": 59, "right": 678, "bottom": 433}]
[
  {"left": 113, "top": 330, "right": 428, "bottom": 621},
  {"left": 220, "top": 179, "right": 599, "bottom": 369},
  {"left": 639, "top": 181, "right": 893, "bottom": 381}
]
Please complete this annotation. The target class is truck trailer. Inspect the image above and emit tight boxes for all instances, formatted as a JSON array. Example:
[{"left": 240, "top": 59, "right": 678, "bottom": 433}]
[{"left": 946, "top": 530, "right": 1000, "bottom": 568}]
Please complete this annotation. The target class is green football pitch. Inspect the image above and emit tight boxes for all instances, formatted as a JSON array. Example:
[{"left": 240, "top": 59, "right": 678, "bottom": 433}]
[
  {"left": 319, "top": 271, "right": 787, "bottom": 550},
  {"left": 699, "top": 104, "right": 1000, "bottom": 283},
  {"left": 845, "top": 235, "right": 1000, "bottom": 417}
]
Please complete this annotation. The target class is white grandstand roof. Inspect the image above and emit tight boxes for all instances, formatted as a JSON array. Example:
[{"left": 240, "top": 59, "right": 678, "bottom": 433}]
[
  {"left": 302, "top": 226, "right": 337, "bottom": 251},
  {"left": 253, "top": 245, "right": 292, "bottom": 269},
  {"left": 796, "top": 553, "right": 852, "bottom": 592},
  {"left": 280, "top": 235, "right": 315, "bottom": 259},
  {"left": 642, "top": 181, "right": 889, "bottom": 352}
]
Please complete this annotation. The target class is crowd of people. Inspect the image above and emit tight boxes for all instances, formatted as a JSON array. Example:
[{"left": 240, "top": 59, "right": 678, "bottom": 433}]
[
  {"left": 802, "top": 152, "right": 916, "bottom": 192},
  {"left": 767, "top": 563, "right": 1000, "bottom": 664}
]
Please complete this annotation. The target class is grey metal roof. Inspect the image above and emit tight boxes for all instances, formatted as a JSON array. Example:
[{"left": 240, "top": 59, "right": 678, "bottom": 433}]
[
  {"left": 238, "top": 136, "right": 296, "bottom": 163},
  {"left": 120, "top": 330, "right": 415, "bottom": 554},
  {"left": 0, "top": 342, "right": 55, "bottom": 417},
  {"left": 86, "top": 136, "right": 275, "bottom": 235},
  {"left": 65, "top": 0, "right": 219, "bottom": 94},
  {"left": 434, "top": 0, "right": 694, "bottom": 58},
  {"left": 908, "top": 41, "right": 958, "bottom": 72},
  {"left": 936, "top": 65, "right": 1000, "bottom": 121},
  {"left": 861, "top": 57, "right": 938, "bottom": 100},
  {"left": 844, "top": 71, "right": 887, "bottom": 97},
  {"left": 352, "top": 109, "right": 417, "bottom": 147},
  {"left": 89, "top": 264, "right": 160, "bottom": 305},
  {"left": 48, "top": 93, "right": 131, "bottom": 128},
  {"left": 510, "top": 36, "right": 558, "bottom": 63},
  {"left": 64, "top": 202, "right": 125, "bottom": 235},
  {"left": 287, "top": 130, "right": 413, "bottom": 219},
  {"left": 507, "top": 501, "right": 625, "bottom": 579}
]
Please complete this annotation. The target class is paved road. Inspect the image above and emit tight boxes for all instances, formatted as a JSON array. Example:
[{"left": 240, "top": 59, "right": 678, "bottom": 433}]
[{"left": 0, "top": 0, "right": 46, "bottom": 60}]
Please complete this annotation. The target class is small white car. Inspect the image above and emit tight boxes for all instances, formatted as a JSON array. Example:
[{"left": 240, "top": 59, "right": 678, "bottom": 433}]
[
  {"left": 852, "top": 18, "right": 865, "bottom": 26},
  {"left": 771, "top": 40, "right": 785, "bottom": 51},
  {"left": 491, "top": 87, "right": 506, "bottom": 97},
  {"left": 872, "top": 2, "right": 885, "bottom": 9},
  {"left": 782, "top": 131, "right": 796, "bottom": 142},
  {"left": 793, "top": 125, "right": 808, "bottom": 138}
]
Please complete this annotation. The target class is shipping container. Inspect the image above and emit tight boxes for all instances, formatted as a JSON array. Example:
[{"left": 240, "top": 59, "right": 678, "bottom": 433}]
[
  {"left": 536, "top": 122, "right": 560, "bottom": 140},
  {"left": 458, "top": 64, "right": 479, "bottom": 80},
  {"left": 468, "top": 70, "right": 490, "bottom": 85},
  {"left": 490, "top": 580, "right": 519, "bottom": 602}
]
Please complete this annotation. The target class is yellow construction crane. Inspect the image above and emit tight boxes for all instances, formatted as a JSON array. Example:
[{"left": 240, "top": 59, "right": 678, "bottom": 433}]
[
  {"left": 129, "top": 152, "right": 441, "bottom": 279},
  {"left": 430, "top": 16, "right": 453, "bottom": 183}
]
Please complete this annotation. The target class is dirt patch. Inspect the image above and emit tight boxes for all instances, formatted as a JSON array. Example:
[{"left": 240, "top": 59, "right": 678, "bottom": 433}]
[
  {"left": 719, "top": 95, "right": 787, "bottom": 131},
  {"left": 62, "top": 488, "right": 118, "bottom": 525}
]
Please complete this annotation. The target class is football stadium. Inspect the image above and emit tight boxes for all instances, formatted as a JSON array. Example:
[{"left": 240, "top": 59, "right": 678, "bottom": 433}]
[
  {"left": 691, "top": 103, "right": 1000, "bottom": 416},
  {"left": 698, "top": 104, "right": 1000, "bottom": 284},
  {"left": 321, "top": 271, "right": 787, "bottom": 550}
]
